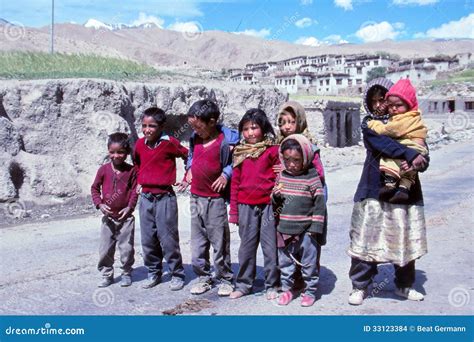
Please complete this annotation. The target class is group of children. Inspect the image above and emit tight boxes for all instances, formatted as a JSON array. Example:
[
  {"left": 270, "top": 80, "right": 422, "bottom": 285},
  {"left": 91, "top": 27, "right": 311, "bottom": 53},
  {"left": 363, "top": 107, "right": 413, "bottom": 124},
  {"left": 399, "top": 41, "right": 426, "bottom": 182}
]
[{"left": 91, "top": 78, "right": 428, "bottom": 307}]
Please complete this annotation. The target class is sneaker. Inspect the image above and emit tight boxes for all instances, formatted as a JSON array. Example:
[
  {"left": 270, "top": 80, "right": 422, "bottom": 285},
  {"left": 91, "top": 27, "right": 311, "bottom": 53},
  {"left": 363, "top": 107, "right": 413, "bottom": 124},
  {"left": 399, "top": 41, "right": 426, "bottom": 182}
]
[
  {"left": 142, "top": 274, "right": 161, "bottom": 289},
  {"left": 190, "top": 281, "right": 212, "bottom": 295},
  {"left": 266, "top": 288, "right": 278, "bottom": 300},
  {"left": 278, "top": 290, "right": 294, "bottom": 306},
  {"left": 120, "top": 275, "right": 132, "bottom": 287},
  {"left": 301, "top": 293, "right": 316, "bottom": 307},
  {"left": 348, "top": 288, "right": 367, "bottom": 305},
  {"left": 395, "top": 287, "right": 424, "bottom": 301},
  {"left": 98, "top": 277, "right": 113, "bottom": 288},
  {"left": 217, "top": 283, "right": 234, "bottom": 297},
  {"left": 169, "top": 277, "right": 185, "bottom": 291}
]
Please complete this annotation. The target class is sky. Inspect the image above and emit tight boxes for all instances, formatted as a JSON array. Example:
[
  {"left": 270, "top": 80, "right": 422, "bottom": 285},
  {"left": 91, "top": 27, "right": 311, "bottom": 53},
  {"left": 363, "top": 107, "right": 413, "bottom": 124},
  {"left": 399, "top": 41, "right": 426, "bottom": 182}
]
[{"left": 1, "top": 0, "right": 473, "bottom": 45}]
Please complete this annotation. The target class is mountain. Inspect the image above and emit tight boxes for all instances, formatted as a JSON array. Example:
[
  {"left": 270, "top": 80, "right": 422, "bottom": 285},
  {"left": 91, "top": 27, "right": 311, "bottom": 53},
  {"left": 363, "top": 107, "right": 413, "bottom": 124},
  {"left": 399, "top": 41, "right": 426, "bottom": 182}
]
[
  {"left": 83, "top": 18, "right": 159, "bottom": 30},
  {"left": 0, "top": 21, "right": 472, "bottom": 70}
]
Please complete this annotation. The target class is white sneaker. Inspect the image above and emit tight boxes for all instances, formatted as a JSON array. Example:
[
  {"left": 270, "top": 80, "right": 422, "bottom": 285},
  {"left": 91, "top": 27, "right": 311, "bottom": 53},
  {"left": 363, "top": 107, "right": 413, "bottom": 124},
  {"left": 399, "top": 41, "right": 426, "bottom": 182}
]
[
  {"left": 217, "top": 283, "right": 234, "bottom": 296},
  {"left": 348, "top": 289, "right": 367, "bottom": 305},
  {"left": 395, "top": 287, "right": 424, "bottom": 301}
]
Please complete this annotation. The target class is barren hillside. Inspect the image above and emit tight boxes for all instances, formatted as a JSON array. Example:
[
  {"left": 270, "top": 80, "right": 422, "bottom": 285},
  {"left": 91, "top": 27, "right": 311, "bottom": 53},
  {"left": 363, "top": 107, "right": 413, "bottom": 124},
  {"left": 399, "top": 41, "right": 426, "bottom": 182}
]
[{"left": 1, "top": 22, "right": 472, "bottom": 70}]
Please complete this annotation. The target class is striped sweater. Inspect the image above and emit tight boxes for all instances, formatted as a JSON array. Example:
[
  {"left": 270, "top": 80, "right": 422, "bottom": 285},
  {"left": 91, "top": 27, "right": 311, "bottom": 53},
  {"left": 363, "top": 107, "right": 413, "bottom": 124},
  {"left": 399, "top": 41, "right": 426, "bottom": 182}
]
[{"left": 273, "top": 167, "right": 326, "bottom": 235}]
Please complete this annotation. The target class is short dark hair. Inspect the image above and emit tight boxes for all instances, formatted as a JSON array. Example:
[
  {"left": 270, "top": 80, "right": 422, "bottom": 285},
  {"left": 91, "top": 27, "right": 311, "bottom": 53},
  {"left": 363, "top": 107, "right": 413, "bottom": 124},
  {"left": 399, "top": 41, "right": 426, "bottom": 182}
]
[
  {"left": 141, "top": 107, "right": 166, "bottom": 125},
  {"left": 107, "top": 132, "right": 131, "bottom": 154},
  {"left": 238, "top": 108, "right": 275, "bottom": 137},
  {"left": 187, "top": 99, "right": 220, "bottom": 123},
  {"left": 280, "top": 138, "right": 302, "bottom": 156}
]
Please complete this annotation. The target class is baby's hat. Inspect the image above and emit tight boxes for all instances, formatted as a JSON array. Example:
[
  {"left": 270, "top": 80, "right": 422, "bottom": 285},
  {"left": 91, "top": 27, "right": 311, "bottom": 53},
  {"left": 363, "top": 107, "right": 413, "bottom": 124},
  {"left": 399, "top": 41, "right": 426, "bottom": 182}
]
[{"left": 386, "top": 78, "right": 418, "bottom": 110}]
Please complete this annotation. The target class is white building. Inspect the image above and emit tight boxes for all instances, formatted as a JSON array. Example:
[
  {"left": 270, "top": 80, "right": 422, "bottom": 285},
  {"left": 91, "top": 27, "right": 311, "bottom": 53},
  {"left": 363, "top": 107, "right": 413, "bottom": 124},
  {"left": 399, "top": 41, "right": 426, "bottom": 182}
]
[
  {"left": 386, "top": 65, "right": 437, "bottom": 85},
  {"left": 315, "top": 73, "right": 352, "bottom": 95},
  {"left": 274, "top": 71, "right": 315, "bottom": 94},
  {"left": 229, "top": 72, "right": 257, "bottom": 84}
]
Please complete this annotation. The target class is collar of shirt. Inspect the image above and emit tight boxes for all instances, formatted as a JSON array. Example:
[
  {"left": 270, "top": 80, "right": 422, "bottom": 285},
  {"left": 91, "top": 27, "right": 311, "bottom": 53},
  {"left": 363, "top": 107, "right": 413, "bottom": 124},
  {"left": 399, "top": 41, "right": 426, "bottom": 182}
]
[{"left": 145, "top": 134, "right": 170, "bottom": 149}]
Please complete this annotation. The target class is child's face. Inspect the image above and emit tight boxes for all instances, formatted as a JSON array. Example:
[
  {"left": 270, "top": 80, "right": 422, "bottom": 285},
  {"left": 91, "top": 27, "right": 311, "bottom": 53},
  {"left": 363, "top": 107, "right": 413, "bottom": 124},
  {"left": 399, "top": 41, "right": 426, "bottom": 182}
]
[
  {"left": 188, "top": 116, "right": 217, "bottom": 140},
  {"left": 242, "top": 121, "right": 263, "bottom": 144},
  {"left": 387, "top": 96, "right": 409, "bottom": 116},
  {"left": 282, "top": 149, "right": 304, "bottom": 175},
  {"left": 108, "top": 143, "right": 128, "bottom": 167},
  {"left": 370, "top": 94, "right": 387, "bottom": 116},
  {"left": 278, "top": 113, "right": 297, "bottom": 137},
  {"left": 142, "top": 116, "right": 163, "bottom": 143}
]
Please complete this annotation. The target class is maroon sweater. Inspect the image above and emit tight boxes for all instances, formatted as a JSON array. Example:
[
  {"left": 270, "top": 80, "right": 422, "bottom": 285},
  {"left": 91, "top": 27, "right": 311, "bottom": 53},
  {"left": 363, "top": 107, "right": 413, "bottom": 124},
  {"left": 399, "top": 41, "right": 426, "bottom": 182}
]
[
  {"left": 133, "top": 135, "right": 188, "bottom": 194},
  {"left": 229, "top": 145, "right": 280, "bottom": 223},
  {"left": 91, "top": 162, "right": 138, "bottom": 219},
  {"left": 191, "top": 133, "right": 224, "bottom": 198}
]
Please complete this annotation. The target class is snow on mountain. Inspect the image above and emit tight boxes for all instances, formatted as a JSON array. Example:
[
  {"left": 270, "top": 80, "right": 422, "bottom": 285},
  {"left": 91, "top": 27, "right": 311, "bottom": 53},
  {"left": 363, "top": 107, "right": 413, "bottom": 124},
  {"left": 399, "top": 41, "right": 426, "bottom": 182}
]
[{"left": 83, "top": 18, "right": 159, "bottom": 30}]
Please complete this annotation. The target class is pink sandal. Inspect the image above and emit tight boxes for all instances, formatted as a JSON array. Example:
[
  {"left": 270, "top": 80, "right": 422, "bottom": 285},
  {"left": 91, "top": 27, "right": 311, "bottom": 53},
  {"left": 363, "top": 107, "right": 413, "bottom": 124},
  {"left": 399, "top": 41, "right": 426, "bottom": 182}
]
[{"left": 278, "top": 290, "right": 294, "bottom": 306}]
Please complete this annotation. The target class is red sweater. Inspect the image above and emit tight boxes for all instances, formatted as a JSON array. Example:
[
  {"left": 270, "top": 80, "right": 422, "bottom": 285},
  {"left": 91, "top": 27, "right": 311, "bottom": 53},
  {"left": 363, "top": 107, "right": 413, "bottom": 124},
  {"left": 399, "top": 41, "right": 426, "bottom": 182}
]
[
  {"left": 91, "top": 162, "right": 138, "bottom": 219},
  {"left": 191, "top": 133, "right": 224, "bottom": 198},
  {"left": 229, "top": 145, "right": 280, "bottom": 223},
  {"left": 133, "top": 135, "right": 188, "bottom": 194}
]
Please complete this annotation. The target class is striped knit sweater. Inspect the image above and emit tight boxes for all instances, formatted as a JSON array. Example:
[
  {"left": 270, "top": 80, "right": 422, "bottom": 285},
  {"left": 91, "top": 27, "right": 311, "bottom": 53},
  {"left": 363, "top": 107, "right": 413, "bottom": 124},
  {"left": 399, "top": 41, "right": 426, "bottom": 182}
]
[{"left": 273, "top": 167, "right": 326, "bottom": 235}]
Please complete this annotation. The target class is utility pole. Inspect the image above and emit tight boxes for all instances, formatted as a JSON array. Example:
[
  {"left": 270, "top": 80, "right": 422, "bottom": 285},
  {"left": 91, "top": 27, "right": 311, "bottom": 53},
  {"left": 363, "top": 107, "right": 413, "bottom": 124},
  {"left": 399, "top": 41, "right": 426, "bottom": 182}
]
[{"left": 50, "top": 0, "right": 54, "bottom": 54}]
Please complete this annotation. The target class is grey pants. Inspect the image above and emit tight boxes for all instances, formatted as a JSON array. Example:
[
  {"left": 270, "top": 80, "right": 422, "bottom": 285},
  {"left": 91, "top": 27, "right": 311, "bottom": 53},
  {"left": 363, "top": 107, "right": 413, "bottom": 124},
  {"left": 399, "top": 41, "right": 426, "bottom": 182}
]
[
  {"left": 98, "top": 215, "right": 135, "bottom": 278},
  {"left": 278, "top": 232, "right": 321, "bottom": 298},
  {"left": 139, "top": 192, "right": 185, "bottom": 280},
  {"left": 190, "top": 195, "right": 233, "bottom": 283},
  {"left": 235, "top": 204, "right": 279, "bottom": 294}
]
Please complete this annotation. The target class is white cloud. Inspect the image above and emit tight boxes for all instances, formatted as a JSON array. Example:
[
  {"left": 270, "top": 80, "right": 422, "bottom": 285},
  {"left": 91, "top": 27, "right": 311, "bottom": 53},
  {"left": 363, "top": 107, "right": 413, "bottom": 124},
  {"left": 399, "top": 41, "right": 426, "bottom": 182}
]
[
  {"left": 295, "top": 36, "right": 322, "bottom": 46},
  {"left": 300, "top": 0, "right": 313, "bottom": 5},
  {"left": 334, "top": 0, "right": 353, "bottom": 10},
  {"left": 130, "top": 12, "right": 164, "bottom": 28},
  {"left": 417, "top": 13, "right": 474, "bottom": 39},
  {"left": 323, "top": 34, "right": 349, "bottom": 44},
  {"left": 295, "top": 17, "right": 315, "bottom": 28},
  {"left": 168, "top": 21, "right": 201, "bottom": 33},
  {"left": 233, "top": 28, "right": 271, "bottom": 39},
  {"left": 355, "top": 21, "right": 403, "bottom": 42},
  {"left": 392, "top": 0, "right": 438, "bottom": 5}
]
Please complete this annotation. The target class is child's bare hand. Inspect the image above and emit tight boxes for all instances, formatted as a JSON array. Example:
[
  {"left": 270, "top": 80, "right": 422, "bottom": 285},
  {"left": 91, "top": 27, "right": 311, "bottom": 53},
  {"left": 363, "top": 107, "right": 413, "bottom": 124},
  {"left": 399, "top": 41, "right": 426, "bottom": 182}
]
[
  {"left": 211, "top": 175, "right": 228, "bottom": 193},
  {"left": 185, "top": 170, "right": 193, "bottom": 183},
  {"left": 411, "top": 155, "right": 428, "bottom": 171},
  {"left": 175, "top": 181, "right": 189, "bottom": 192},
  {"left": 272, "top": 164, "right": 283, "bottom": 174},
  {"left": 117, "top": 207, "right": 131, "bottom": 220},
  {"left": 99, "top": 204, "right": 112, "bottom": 216}
]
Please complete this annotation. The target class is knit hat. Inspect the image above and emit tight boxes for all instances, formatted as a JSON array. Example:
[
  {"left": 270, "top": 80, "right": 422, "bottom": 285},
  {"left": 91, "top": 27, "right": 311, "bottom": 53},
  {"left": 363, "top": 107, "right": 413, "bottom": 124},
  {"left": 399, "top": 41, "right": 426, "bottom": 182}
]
[
  {"left": 279, "top": 134, "right": 314, "bottom": 173},
  {"left": 385, "top": 79, "right": 418, "bottom": 111}
]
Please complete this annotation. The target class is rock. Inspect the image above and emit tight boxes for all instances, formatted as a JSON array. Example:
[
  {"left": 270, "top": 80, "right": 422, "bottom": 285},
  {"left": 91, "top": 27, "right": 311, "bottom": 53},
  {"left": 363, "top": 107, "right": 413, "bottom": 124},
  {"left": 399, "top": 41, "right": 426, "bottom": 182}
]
[{"left": 0, "top": 79, "right": 287, "bottom": 205}]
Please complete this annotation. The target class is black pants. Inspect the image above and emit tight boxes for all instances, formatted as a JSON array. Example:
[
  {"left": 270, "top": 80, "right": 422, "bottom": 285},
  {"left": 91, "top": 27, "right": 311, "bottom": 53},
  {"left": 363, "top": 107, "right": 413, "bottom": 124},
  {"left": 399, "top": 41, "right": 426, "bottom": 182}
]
[{"left": 349, "top": 257, "right": 416, "bottom": 290}]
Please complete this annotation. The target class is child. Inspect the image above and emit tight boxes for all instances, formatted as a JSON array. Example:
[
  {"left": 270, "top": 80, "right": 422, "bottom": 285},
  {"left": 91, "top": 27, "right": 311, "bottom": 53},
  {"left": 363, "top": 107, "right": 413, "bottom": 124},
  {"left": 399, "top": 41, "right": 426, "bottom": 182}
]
[
  {"left": 184, "top": 99, "right": 238, "bottom": 296},
  {"left": 272, "top": 134, "right": 326, "bottom": 307},
  {"left": 228, "top": 109, "right": 280, "bottom": 300},
  {"left": 133, "top": 107, "right": 188, "bottom": 290},
  {"left": 348, "top": 77, "right": 428, "bottom": 305},
  {"left": 367, "top": 79, "right": 428, "bottom": 204},
  {"left": 276, "top": 101, "right": 328, "bottom": 289},
  {"left": 91, "top": 132, "right": 138, "bottom": 288}
]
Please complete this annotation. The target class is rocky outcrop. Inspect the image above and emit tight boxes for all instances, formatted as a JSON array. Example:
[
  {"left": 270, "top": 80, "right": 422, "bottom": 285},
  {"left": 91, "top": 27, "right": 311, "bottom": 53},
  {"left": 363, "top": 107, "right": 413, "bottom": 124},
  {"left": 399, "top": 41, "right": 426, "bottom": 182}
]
[{"left": 0, "top": 79, "right": 287, "bottom": 203}]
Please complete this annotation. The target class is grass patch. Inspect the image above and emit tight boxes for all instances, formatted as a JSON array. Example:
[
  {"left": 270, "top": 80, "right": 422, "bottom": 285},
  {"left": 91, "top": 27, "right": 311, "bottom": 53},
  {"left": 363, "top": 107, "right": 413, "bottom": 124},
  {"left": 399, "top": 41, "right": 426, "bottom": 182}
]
[{"left": 0, "top": 51, "right": 161, "bottom": 80}]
